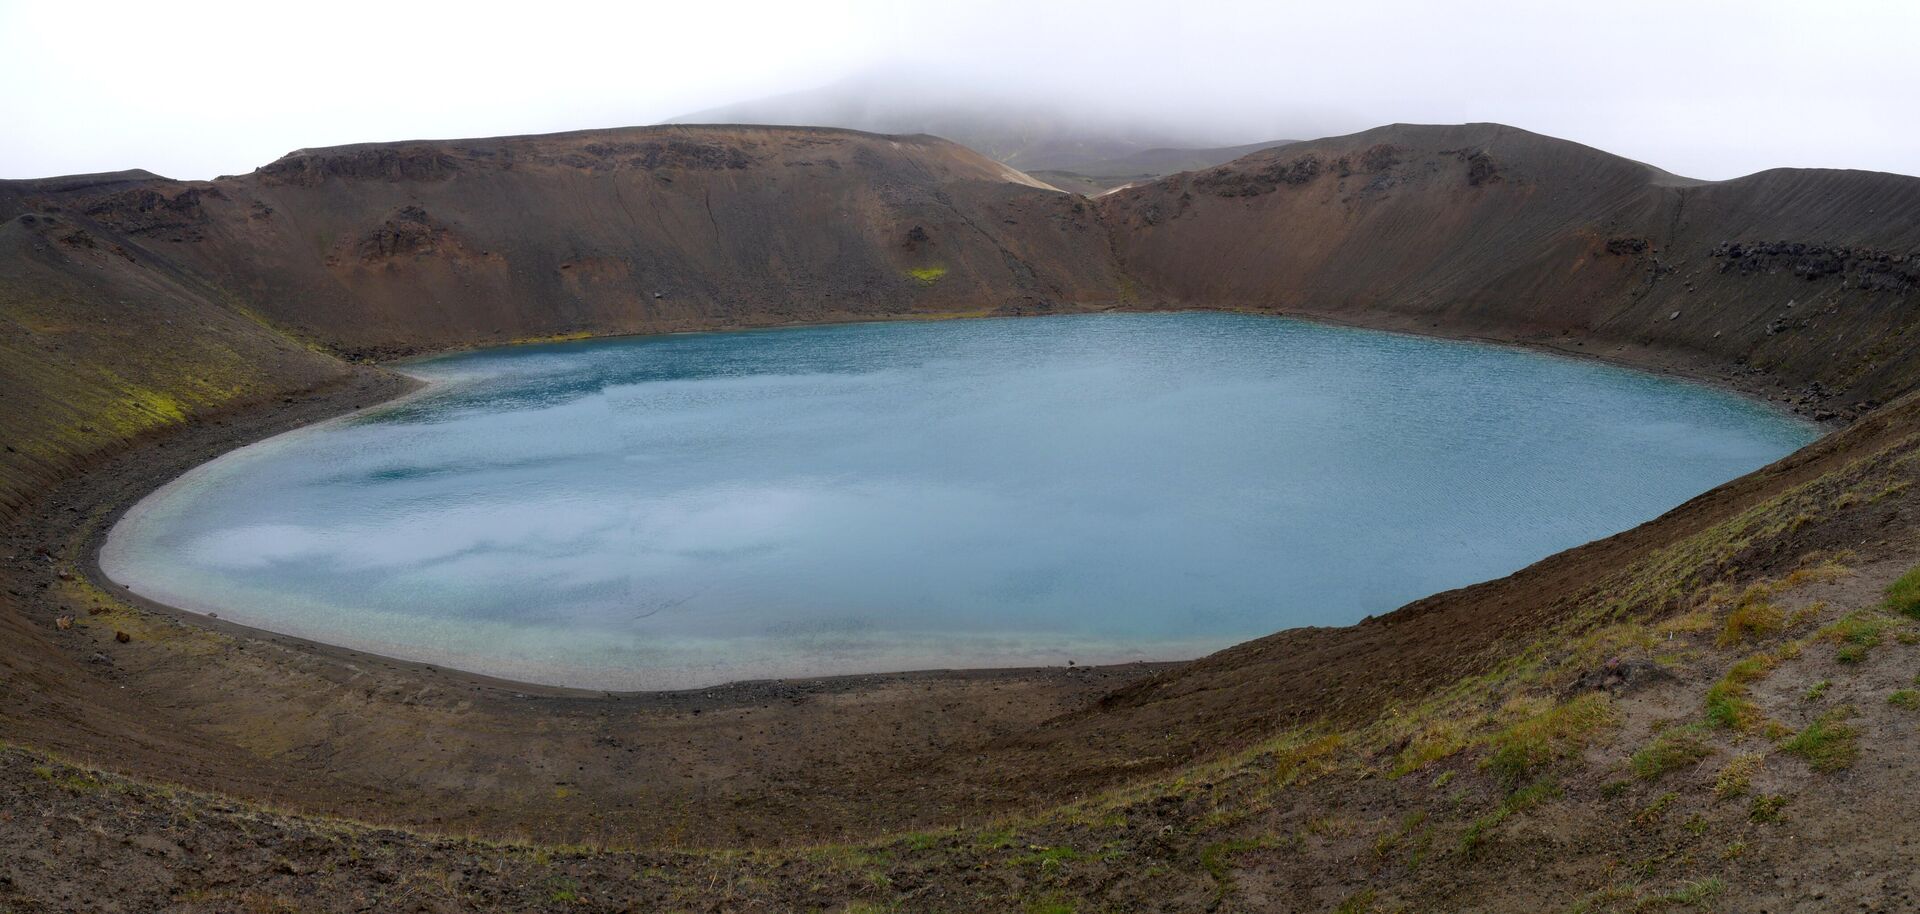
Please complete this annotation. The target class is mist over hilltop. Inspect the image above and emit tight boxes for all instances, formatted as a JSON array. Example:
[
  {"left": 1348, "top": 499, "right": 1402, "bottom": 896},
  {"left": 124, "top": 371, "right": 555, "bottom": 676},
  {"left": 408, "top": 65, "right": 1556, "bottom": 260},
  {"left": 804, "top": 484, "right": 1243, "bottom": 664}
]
[{"left": 6, "top": 1, "right": 1918, "bottom": 181}]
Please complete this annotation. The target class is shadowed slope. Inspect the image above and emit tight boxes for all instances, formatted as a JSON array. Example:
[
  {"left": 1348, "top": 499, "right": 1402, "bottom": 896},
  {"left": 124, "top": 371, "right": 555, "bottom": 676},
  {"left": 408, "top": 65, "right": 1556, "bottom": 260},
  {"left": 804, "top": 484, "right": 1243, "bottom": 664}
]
[{"left": 0, "top": 187, "right": 359, "bottom": 520}]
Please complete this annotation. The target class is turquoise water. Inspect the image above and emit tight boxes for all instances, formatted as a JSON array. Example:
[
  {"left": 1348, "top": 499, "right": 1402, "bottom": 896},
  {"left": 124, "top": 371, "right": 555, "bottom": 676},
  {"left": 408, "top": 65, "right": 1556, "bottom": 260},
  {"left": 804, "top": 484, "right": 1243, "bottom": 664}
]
[{"left": 101, "top": 313, "right": 1817, "bottom": 689}]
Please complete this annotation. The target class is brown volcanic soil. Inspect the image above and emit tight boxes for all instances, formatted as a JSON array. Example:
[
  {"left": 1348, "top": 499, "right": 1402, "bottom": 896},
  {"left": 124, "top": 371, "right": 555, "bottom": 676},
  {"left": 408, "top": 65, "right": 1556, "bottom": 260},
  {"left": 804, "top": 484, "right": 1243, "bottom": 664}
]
[
  {"left": 4, "top": 122, "right": 1920, "bottom": 909},
  {"left": 78, "top": 125, "right": 1118, "bottom": 359}
]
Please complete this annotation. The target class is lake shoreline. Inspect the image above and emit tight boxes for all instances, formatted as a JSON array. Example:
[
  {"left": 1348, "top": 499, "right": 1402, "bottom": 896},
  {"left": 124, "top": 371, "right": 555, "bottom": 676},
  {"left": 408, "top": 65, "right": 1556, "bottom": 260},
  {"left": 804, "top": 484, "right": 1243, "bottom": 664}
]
[
  {"left": 90, "top": 309, "right": 1815, "bottom": 693},
  {"left": 63, "top": 305, "right": 1827, "bottom": 702}
]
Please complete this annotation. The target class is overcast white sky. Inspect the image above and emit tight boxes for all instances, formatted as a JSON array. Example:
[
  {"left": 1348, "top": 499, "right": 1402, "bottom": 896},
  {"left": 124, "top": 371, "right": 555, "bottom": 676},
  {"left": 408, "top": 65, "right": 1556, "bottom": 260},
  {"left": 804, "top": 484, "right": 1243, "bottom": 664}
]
[{"left": 3, "top": 0, "right": 1915, "bottom": 181}]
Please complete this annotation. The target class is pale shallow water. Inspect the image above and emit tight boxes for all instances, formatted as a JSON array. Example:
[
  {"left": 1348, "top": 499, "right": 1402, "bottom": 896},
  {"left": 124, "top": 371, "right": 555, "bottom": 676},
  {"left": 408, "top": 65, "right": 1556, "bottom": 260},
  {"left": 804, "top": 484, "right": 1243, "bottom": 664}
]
[{"left": 102, "top": 313, "right": 1817, "bottom": 689}]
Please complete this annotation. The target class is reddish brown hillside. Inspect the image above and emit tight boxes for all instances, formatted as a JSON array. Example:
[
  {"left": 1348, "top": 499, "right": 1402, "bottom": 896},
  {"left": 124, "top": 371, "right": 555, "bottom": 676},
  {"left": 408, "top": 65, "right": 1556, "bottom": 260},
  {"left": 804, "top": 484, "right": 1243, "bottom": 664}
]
[
  {"left": 15, "top": 126, "right": 1119, "bottom": 359},
  {"left": 1101, "top": 123, "right": 1920, "bottom": 414}
]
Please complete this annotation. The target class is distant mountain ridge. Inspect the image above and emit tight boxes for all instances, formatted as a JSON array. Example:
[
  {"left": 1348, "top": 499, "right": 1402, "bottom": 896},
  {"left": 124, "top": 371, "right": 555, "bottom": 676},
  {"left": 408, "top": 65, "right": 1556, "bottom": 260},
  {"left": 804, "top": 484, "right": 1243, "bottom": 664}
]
[{"left": 1027, "top": 140, "right": 1299, "bottom": 195}]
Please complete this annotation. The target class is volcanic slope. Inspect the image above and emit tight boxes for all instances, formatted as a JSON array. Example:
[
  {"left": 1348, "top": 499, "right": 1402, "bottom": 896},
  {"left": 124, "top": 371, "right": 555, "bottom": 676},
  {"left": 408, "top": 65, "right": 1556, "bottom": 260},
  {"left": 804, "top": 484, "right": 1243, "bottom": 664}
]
[
  {"left": 1102, "top": 122, "right": 1920, "bottom": 412},
  {"left": 61, "top": 125, "right": 1119, "bottom": 358},
  {"left": 0, "top": 177, "right": 359, "bottom": 519}
]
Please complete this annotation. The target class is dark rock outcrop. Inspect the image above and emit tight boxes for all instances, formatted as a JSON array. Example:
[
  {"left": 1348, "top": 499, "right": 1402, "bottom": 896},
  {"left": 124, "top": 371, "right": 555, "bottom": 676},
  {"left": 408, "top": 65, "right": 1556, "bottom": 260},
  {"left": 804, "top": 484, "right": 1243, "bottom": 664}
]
[
  {"left": 1712, "top": 240, "right": 1918, "bottom": 291},
  {"left": 356, "top": 205, "right": 445, "bottom": 260},
  {"left": 81, "top": 186, "right": 214, "bottom": 240},
  {"left": 258, "top": 146, "right": 460, "bottom": 186}
]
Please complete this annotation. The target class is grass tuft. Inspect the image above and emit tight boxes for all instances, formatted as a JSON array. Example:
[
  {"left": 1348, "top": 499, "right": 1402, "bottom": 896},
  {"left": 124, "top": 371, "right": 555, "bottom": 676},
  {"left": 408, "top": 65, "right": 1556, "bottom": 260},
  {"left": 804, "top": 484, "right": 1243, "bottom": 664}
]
[
  {"left": 1748, "top": 793, "right": 1789, "bottom": 823},
  {"left": 1781, "top": 707, "right": 1858, "bottom": 771},
  {"left": 1630, "top": 728, "right": 1713, "bottom": 780},
  {"left": 1485, "top": 694, "right": 1615, "bottom": 785},
  {"left": 1718, "top": 589, "right": 1783, "bottom": 645},
  {"left": 1820, "top": 611, "right": 1892, "bottom": 663},
  {"left": 1883, "top": 564, "right": 1920, "bottom": 619},
  {"left": 1460, "top": 779, "right": 1560, "bottom": 858},
  {"left": 1704, "top": 681, "right": 1757, "bottom": 731},
  {"left": 1271, "top": 732, "right": 1345, "bottom": 787},
  {"left": 1704, "top": 649, "right": 1784, "bottom": 731},
  {"left": 1713, "top": 753, "right": 1761, "bottom": 799},
  {"left": 31, "top": 764, "right": 104, "bottom": 795},
  {"left": 1388, "top": 719, "right": 1470, "bottom": 778},
  {"left": 1371, "top": 811, "right": 1428, "bottom": 861}
]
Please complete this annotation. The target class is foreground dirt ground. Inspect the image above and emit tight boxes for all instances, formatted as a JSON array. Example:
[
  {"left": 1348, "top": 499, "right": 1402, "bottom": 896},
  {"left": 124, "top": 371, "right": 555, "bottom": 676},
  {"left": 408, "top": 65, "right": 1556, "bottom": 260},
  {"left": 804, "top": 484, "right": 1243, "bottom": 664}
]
[{"left": 6, "top": 522, "right": 1918, "bottom": 911}]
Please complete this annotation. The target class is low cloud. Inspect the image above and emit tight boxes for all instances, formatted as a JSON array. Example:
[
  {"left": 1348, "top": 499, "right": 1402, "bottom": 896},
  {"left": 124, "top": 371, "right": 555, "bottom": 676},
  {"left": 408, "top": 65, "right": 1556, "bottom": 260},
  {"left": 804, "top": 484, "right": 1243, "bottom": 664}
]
[{"left": 2, "top": 0, "right": 1914, "bottom": 181}]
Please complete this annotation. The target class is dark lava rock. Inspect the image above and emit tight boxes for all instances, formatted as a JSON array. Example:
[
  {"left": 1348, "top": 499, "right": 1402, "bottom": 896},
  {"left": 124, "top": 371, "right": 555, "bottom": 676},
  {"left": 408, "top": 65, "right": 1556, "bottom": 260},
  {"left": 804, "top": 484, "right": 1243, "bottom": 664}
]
[{"left": 1464, "top": 150, "right": 1501, "bottom": 186}]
